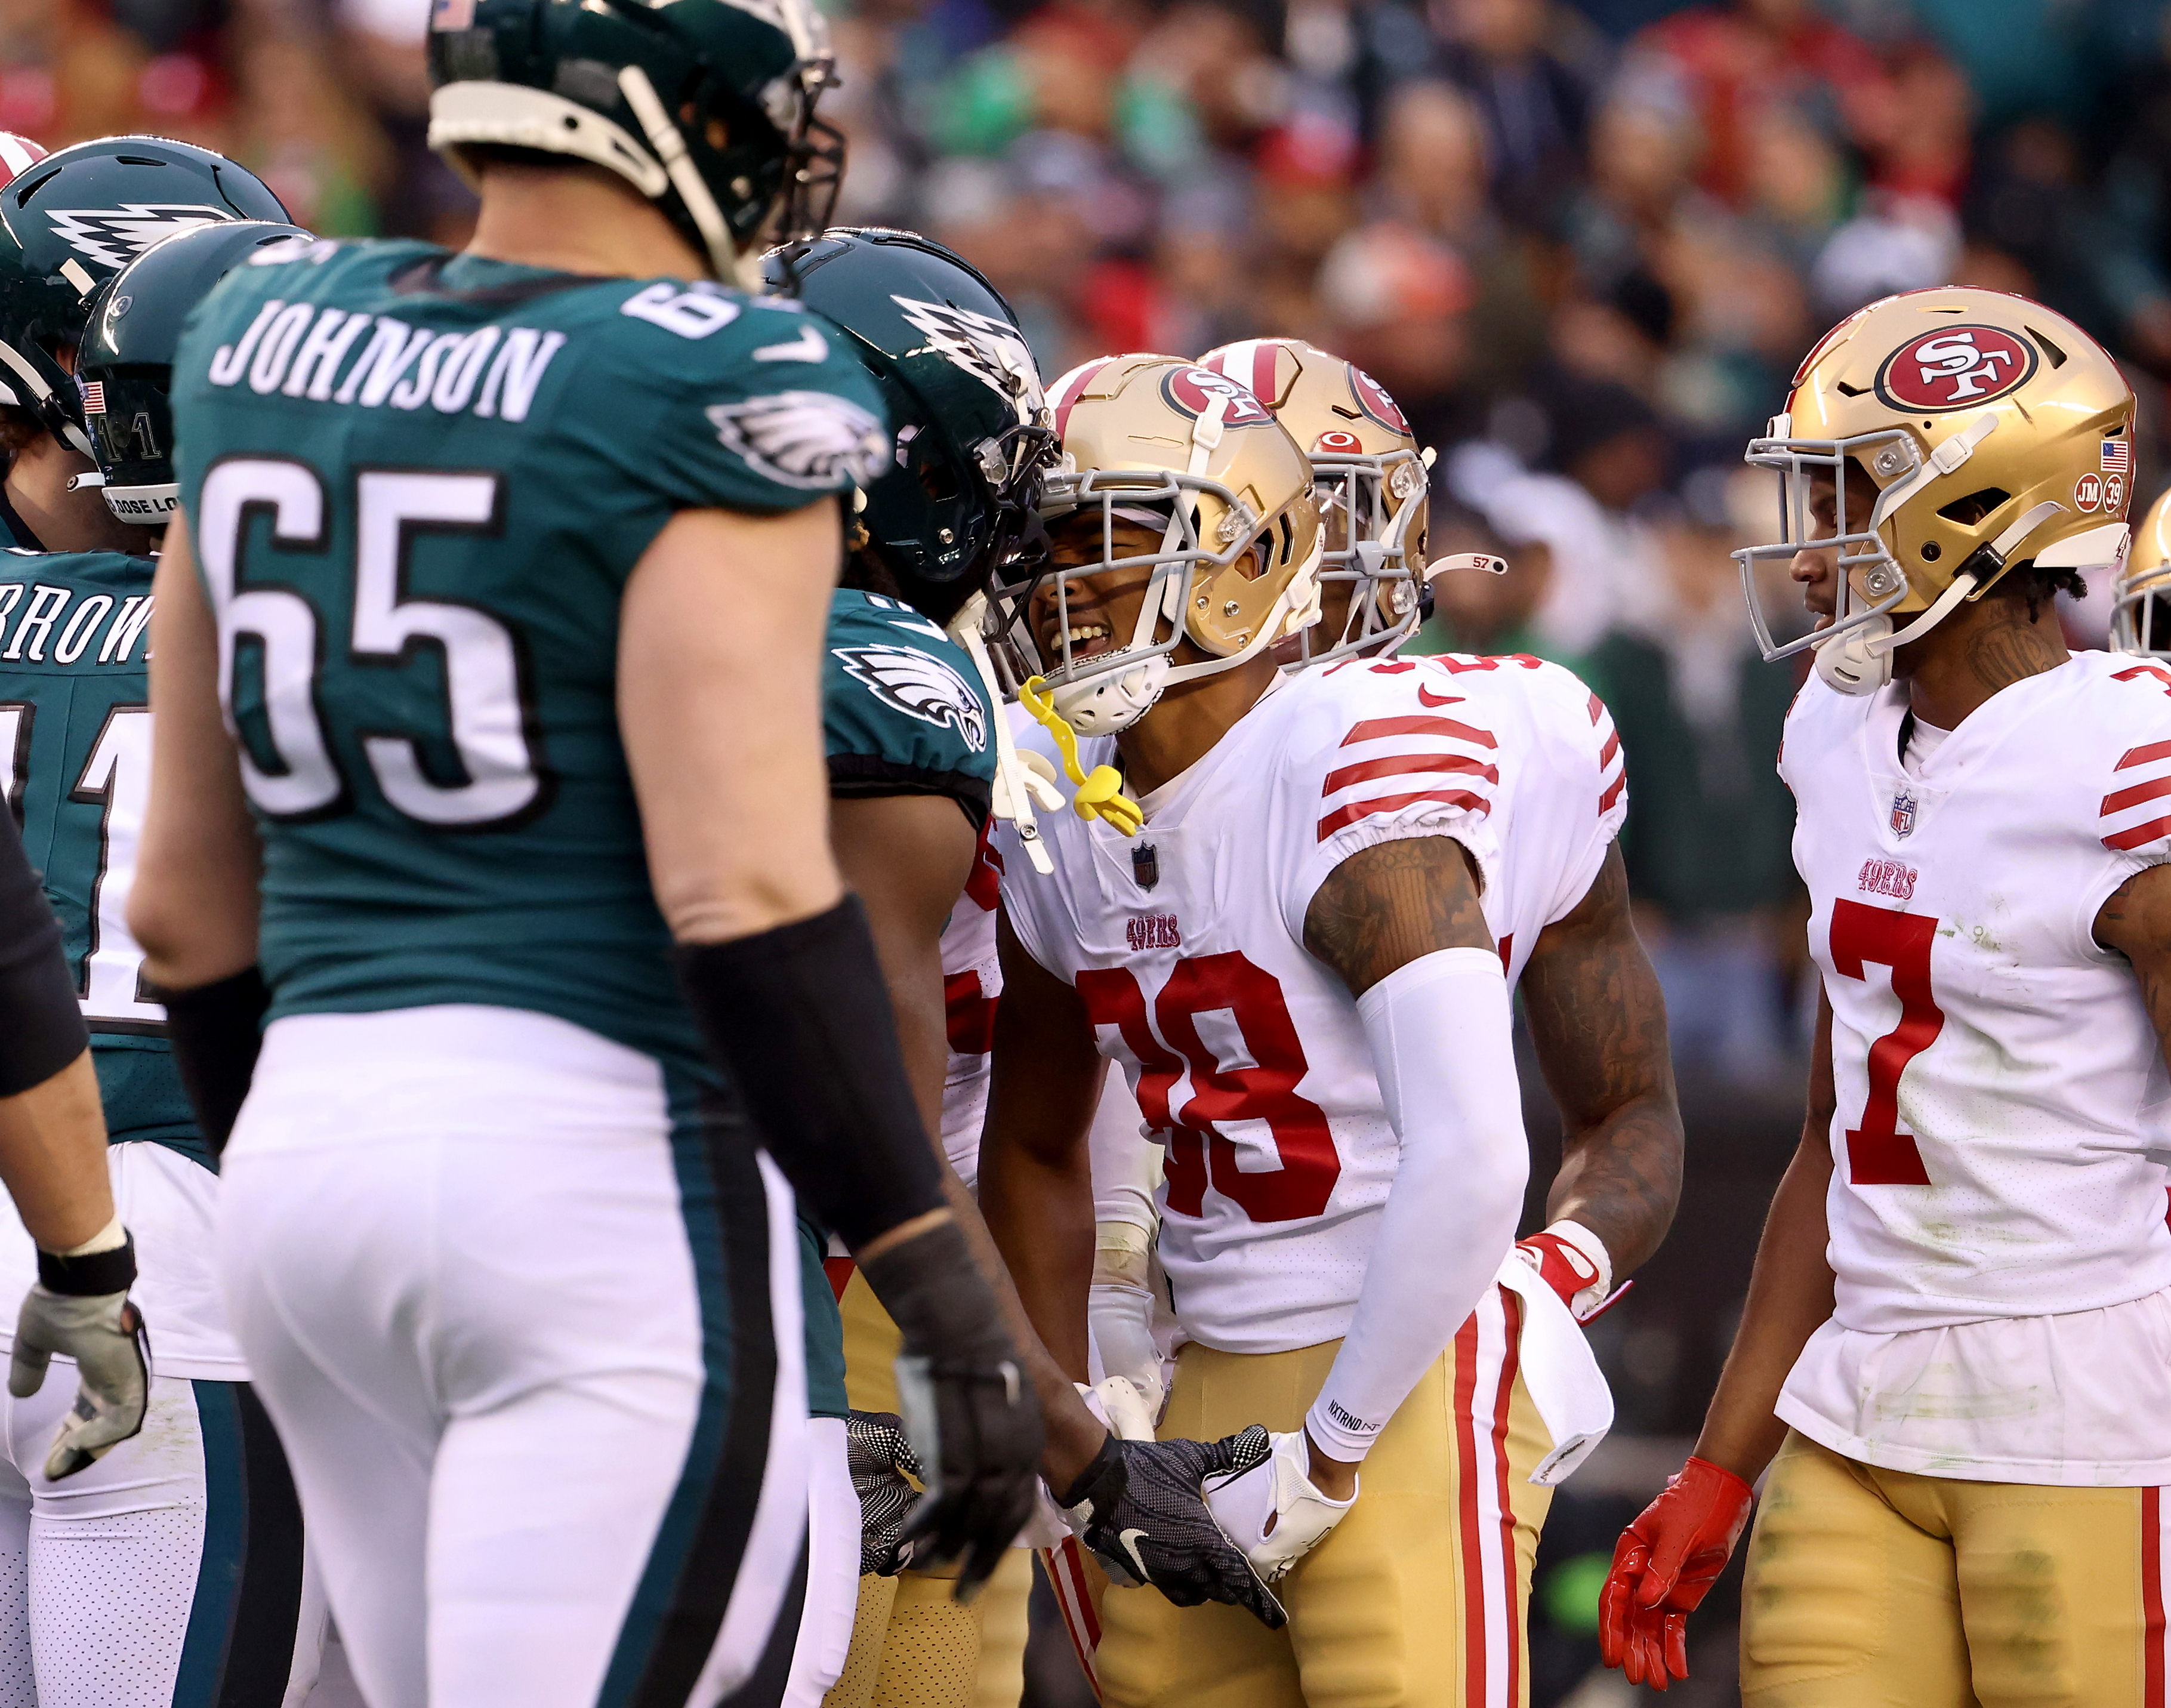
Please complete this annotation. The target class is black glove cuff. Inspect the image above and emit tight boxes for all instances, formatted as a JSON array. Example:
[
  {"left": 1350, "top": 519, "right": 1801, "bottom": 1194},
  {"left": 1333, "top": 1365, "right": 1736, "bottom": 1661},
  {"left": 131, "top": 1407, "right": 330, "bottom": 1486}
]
[
  {"left": 153, "top": 965, "right": 269, "bottom": 1156},
  {"left": 36, "top": 1231, "right": 135, "bottom": 1297},
  {"left": 1054, "top": 1428, "right": 1124, "bottom": 1513},
  {"left": 675, "top": 898, "right": 946, "bottom": 1251},
  {"left": 857, "top": 1219, "right": 1010, "bottom": 1362}
]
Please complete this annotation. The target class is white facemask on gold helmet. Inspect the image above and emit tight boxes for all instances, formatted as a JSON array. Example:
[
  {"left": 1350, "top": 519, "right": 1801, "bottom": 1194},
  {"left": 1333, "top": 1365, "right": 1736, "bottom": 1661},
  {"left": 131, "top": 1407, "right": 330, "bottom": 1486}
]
[
  {"left": 1739, "top": 288, "right": 2135, "bottom": 696},
  {"left": 1198, "top": 338, "right": 1432, "bottom": 670},
  {"left": 986, "top": 353, "right": 1324, "bottom": 735}
]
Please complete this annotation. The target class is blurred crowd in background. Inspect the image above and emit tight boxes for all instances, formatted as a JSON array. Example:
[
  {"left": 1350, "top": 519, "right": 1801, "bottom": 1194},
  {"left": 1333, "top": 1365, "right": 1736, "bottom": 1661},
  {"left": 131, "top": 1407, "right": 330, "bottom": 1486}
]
[
  {"left": 14, "top": 0, "right": 2171, "bottom": 1699},
  {"left": 20, "top": 0, "right": 2171, "bottom": 1078}
]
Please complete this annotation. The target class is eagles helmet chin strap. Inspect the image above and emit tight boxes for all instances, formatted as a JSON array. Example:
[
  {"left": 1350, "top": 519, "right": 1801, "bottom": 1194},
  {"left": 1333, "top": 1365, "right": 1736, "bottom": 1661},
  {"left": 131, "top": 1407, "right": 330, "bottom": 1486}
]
[{"left": 0, "top": 341, "right": 95, "bottom": 461}]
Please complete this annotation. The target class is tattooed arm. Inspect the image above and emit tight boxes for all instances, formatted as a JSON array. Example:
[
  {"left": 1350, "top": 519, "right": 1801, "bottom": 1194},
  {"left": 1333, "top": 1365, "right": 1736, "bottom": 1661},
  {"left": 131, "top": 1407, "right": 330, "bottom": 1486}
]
[
  {"left": 1302, "top": 834, "right": 1493, "bottom": 991},
  {"left": 2093, "top": 862, "right": 2171, "bottom": 1065},
  {"left": 1518, "top": 846, "right": 1682, "bottom": 1279}
]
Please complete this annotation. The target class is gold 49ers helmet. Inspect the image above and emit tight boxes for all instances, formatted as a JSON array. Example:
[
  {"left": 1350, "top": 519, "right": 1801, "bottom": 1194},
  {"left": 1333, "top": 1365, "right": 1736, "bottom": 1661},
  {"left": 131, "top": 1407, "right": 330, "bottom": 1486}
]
[
  {"left": 987, "top": 352, "right": 1322, "bottom": 735},
  {"left": 2114, "top": 484, "right": 2171, "bottom": 659},
  {"left": 1738, "top": 287, "right": 2135, "bottom": 695},
  {"left": 1198, "top": 337, "right": 1432, "bottom": 668}
]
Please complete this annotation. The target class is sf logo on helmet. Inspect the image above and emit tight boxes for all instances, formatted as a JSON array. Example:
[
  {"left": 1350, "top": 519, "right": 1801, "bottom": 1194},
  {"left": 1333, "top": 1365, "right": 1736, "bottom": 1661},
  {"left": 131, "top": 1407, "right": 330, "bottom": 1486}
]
[
  {"left": 1161, "top": 366, "right": 1274, "bottom": 428},
  {"left": 1876, "top": 326, "right": 2038, "bottom": 412}
]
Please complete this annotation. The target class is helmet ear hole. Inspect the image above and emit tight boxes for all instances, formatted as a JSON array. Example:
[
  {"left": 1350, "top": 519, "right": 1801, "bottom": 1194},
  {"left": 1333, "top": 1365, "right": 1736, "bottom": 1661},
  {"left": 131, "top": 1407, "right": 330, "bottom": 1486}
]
[{"left": 1938, "top": 487, "right": 2011, "bottom": 526}]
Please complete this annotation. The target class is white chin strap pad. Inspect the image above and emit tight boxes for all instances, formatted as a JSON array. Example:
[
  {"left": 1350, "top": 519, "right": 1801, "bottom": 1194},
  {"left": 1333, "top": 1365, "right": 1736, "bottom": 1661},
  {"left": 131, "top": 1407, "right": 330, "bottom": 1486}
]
[{"left": 1051, "top": 653, "right": 1169, "bottom": 736}]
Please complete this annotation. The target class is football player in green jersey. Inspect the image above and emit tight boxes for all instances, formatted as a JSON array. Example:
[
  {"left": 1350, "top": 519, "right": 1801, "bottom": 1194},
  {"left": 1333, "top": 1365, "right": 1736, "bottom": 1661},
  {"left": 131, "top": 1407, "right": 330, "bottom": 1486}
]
[
  {"left": 777, "top": 230, "right": 1293, "bottom": 1708},
  {"left": 0, "top": 212, "right": 328, "bottom": 1707},
  {"left": 0, "top": 135, "right": 286, "bottom": 556},
  {"left": 124, "top": 5, "right": 1059, "bottom": 1707}
]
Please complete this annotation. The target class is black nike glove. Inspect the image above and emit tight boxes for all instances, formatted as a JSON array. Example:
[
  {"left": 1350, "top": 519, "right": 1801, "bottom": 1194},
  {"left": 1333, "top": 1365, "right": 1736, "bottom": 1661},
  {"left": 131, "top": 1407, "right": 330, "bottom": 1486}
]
[
  {"left": 1056, "top": 1427, "right": 1288, "bottom": 1630},
  {"left": 860, "top": 1220, "right": 1041, "bottom": 1600},
  {"left": 846, "top": 1410, "right": 923, "bottom": 1577}
]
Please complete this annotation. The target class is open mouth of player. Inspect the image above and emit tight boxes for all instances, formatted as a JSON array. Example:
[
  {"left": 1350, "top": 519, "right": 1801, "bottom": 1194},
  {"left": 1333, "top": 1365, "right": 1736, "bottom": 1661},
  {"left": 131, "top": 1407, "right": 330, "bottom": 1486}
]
[{"left": 1035, "top": 595, "right": 1121, "bottom": 668}]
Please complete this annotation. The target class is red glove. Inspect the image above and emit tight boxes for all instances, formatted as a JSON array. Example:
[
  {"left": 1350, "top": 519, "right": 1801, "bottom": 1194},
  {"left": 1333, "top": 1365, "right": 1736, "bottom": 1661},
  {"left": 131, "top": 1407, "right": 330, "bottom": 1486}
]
[{"left": 1598, "top": 1456, "right": 1754, "bottom": 1691}]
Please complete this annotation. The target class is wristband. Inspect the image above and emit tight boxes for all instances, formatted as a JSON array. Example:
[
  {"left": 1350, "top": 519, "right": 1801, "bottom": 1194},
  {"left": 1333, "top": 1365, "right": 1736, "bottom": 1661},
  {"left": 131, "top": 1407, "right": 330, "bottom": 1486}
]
[
  {"left": 155, "top": 965, "right": 269, "bottom": 1156},
  {"left": 676, "top": 898, "right": 946, "bottom": 1252},
  {"left": 36, "top": 1230, "right": 135, "bottom": 1297}
]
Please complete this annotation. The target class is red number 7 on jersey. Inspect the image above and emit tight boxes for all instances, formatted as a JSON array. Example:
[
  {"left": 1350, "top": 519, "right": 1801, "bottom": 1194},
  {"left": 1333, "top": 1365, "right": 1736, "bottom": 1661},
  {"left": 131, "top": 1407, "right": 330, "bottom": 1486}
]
[{"left": 1828, "top": 899, "right": 1942, "bottom": 1186}]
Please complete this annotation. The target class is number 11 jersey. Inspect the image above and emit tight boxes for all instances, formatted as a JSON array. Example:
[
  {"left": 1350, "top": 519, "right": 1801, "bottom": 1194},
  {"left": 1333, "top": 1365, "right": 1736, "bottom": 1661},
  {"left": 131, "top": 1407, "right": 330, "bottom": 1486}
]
[{"left": 1778, "top": 656, "right": 2171, "bottom": 1483}]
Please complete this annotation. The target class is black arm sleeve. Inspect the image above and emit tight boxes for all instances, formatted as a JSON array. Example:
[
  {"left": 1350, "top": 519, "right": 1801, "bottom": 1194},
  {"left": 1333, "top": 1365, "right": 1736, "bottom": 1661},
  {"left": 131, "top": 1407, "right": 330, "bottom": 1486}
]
[
  {"left": 676, "top": 895, "right": 947, "bottom": 1251},
  {"left": 0, "top": 811, "right": 88, "bottom": 1097},
  {"left": 156, "top": 966, "right": 269, "bottom": 1157}
]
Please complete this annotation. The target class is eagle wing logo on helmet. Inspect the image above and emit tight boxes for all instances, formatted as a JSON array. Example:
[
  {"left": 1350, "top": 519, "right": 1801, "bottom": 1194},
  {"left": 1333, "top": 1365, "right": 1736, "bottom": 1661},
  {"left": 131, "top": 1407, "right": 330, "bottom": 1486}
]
[
  {"left": 707, "top": 393, "right": 891, "bottom": 490},
  {"left": 833, "top": 644, "right": 989, "bottom": 752},
  {"left": 45, "top": 205, "right": 236, "bottom": 270},
  {"left": 893, "top": 296, "right": 1046, "bottom": 426}
]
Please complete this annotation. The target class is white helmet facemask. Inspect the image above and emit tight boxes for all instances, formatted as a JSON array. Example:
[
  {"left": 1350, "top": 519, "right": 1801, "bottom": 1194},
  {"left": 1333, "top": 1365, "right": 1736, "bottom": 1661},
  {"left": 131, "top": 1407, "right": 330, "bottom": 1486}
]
[{"left": 1280, "top": 445, "right": 1432, "bottom": 671}]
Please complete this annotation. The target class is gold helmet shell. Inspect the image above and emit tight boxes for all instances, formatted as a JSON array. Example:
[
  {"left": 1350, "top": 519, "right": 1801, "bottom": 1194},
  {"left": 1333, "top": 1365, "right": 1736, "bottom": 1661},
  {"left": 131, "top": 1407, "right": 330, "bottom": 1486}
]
[
  {"left": 1199, "top": 337, "right": 1431, "bottom": 668},
  {"left": 988, "top": 352, "right": 1322, "bottom": 733},
  {"left": 1738, "top": 288, "right": 2135, "bottom": 680},
  {"left": 2114, "top": 484, "right": 2171, "bottom": 659}
]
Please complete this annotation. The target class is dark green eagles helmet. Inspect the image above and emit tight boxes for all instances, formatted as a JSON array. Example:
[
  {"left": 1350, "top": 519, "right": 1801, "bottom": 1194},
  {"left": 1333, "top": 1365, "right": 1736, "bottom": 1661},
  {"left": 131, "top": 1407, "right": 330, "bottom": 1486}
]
[
  {"left": 77, "top": 220, "right": 314, "bottom": 525},
  {"left": 764, "top": 228, "right": 1054, "bottom": 624},
  {"left": 0, "top": 136, "right": 287, "bottom": 458},
  {"left": 427, "top": 0, "right": 843, "bottom": 290}
]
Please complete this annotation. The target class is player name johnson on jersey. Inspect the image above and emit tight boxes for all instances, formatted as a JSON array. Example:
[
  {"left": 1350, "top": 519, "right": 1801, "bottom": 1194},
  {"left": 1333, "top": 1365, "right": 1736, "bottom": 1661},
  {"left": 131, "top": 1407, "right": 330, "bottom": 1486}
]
[
  {"left": 169, "top": 240, "right": 890, "bottom": 1074},
  {"left": 998, "top": 652, "right": 1626, "bottom": 1352},
  {"left": 1778, "top": 655, "right": 2171, "bottom": 1481}
]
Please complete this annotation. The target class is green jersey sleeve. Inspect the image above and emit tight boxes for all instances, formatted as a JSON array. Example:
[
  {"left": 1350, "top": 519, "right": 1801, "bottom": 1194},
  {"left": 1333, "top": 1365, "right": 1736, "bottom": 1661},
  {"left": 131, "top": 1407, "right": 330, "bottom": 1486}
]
[{"left": 823, "top": 590, "right": 995, "bottom": 827}]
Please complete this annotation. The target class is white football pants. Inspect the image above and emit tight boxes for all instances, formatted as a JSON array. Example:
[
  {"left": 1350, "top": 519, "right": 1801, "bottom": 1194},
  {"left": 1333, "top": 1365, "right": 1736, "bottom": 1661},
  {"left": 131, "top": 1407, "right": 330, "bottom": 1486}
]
[
  {"left": 0, "top": 1370, "right": 324, "bottom": 1707},
  {"left": 218, "top": 1006, "right": 812, "bottom": 1708}
]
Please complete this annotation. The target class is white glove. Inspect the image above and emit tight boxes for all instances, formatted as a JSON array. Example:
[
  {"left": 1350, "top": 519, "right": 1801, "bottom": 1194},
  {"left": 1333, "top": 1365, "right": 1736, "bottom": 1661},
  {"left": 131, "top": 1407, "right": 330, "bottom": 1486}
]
[
  {"left": 1202, "top": 1428, "right": 1356, "bottom": 1584},
  {"left": 1088, "top": 1280, "right": 1165, "bottom": 1423},
  {"left": 10, "top": 1284, "right": 150, "bottom": 1481}
]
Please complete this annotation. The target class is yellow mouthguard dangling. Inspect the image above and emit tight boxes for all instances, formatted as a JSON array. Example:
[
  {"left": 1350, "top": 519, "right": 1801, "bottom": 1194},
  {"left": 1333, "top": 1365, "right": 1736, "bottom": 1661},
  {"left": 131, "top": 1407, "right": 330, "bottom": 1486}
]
[{"left": 1019, "top": 677, "right": 1145, "bottom": 837}]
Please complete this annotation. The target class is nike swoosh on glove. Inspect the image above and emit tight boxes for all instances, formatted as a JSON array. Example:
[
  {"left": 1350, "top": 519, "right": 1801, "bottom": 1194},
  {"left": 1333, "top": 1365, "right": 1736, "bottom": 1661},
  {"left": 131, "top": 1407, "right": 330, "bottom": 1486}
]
[
  {"left": 9, "top": 1287, "right": 150, "bottom": 1481},
  {"left": 1056, "top": 1429, "right": 1288, "bottom": 1630},
  {"left": 846, "top": 1410, "right": 924, "bottom": 1577},
  {"left": 1202, "top": 1426, "right": 1356, "bottom": 1583},
  {"left": 1598, "top": 1455, "right": 1754, "bottom": 1691}
]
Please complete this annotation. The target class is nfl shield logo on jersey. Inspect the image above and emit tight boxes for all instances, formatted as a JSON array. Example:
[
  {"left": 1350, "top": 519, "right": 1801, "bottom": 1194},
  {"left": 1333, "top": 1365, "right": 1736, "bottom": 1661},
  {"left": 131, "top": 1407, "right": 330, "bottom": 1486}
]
[
  {"left": 1891, "top": 790, "right": 1918, "bottom": 839},
  {"left": 1133, "top": 843, "right": 1159, "bottom": 891}
]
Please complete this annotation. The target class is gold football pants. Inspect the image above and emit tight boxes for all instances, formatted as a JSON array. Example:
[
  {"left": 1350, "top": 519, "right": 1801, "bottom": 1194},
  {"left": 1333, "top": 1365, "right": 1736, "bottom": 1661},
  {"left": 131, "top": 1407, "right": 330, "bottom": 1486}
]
[
  {"left": 822, "top": 1269, "right": 1031, "bottom": 1708},
  {"left": 1741, "top": 1429, "right": 2171, "bottom": 1708},
  {"left": 1097, "top": 1284, "right": 1552, "bottom": 1708}
]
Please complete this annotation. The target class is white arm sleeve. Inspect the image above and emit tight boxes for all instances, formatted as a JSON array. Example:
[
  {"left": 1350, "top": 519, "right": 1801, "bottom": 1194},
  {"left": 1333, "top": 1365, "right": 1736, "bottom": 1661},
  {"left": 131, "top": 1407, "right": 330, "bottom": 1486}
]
[
  {"left": 1088, "top": 1068, "right": 1158, "bottom": 1234},
  {"left": 1304, "top": 946, "right": 1529, "bottom": 1461}
]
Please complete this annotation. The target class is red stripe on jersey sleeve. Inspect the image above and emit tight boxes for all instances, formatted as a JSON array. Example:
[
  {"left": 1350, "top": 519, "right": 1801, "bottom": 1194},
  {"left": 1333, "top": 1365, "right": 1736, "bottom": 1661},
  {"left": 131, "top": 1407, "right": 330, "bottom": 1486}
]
[
  {"left": 1587, "top": 691, "right": 1604, "bottom": 725},
  {"left": 1599, "top": 771, "right": 1626, "bottom": 815},
  {"left": 1342, "top": 714, "right": 1497, "bottom": 749},
  {"left": 2120, "top": 739, "right": 2171, "bottom": 771},
  {"left": 1322, "top": 751, "right": 1499, "bottom": 794},
  {"left": 1599, "top": 729, "right": 1621, "bottom": 767},
  {"left": 2105, "top": 773, "right": 2171, "bottom": 816},
  {"left": 2106, "top": 815, "right": 2171, "bottom": 852},
  {"left": 1319, "top": 788, "right": 1488, "bottom": 840}
]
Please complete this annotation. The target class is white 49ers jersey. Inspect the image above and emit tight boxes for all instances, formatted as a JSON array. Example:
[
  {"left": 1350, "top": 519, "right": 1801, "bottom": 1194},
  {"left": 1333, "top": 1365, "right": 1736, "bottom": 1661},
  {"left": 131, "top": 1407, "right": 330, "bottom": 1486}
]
[
  {"left": 998, "top": 652, "right": 1626, "bottom": 1353},
  {"left": 1778, "top": 654, "right": 2171, "bottom": 1482},
  {"left": 939, "top": 824, "right": 1003, "bottom": 1189}
]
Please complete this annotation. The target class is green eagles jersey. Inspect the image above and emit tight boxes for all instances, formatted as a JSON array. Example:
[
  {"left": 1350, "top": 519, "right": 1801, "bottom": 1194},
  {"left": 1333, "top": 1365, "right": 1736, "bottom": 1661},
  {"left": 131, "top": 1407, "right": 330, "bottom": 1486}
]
[
  {"left": 169, "top": 241, "right": 890, "bottom": 1072},
  {"left": 0, "top": 549, "right": 202, "bottom": 1163},
  {"left": 823, "top": 589, "right": 995, "bottom": 824}
]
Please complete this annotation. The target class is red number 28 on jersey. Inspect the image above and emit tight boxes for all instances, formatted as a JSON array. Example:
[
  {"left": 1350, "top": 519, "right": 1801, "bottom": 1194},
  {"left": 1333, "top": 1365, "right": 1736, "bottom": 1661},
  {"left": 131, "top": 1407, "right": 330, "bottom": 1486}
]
[
  {"left": 1077, "top": 952, "right": 1340, "bottom": 1223},
  {"left": 1828, "top": 898, "right": 1943, "bottom": 1186}
]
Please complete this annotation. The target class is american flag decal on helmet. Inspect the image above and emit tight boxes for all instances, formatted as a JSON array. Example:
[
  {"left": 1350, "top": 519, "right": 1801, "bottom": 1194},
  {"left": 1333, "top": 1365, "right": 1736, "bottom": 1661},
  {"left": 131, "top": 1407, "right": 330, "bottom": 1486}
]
[{"left": 78, "top": 381, "right": 104, "bottom": 414}]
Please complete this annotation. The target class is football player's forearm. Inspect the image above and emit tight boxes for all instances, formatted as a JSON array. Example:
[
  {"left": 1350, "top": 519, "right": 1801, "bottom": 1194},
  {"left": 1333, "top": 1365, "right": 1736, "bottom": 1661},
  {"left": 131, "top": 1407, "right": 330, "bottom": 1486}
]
[
  {"left": 978, "top": 1129, "right": 1096, "bottom": 1382},
  {"left": 1522, "top": 849, "right": 1682, "bottom": 1278},
  {"left": 0, "top": 1053, "right": 115, "bottom": 1254},
  {"left": 1691, "top": 1130, "right": 1836, "bottom": 1484}
]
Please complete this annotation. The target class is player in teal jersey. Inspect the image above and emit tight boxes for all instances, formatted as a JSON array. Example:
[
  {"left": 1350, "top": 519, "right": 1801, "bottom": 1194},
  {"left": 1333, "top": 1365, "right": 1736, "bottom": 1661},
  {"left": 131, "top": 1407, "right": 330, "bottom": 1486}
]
[
  {"left": 0, "top": 212, "right": 325, "bottom": 1708},
  {"left": 124, "top": 5, "right": 1056, "bottom": 1707}
]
